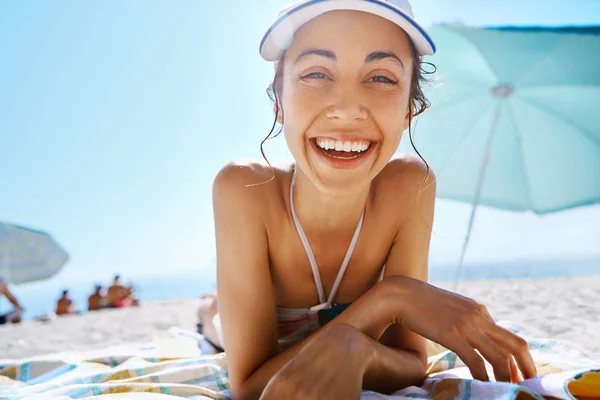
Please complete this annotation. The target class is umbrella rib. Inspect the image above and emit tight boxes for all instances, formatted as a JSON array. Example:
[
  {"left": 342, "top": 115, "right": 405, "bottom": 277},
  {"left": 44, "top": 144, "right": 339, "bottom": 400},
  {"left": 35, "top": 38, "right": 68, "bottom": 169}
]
[
  {"left": 505, "top": 102, "right": 534, "bottom": 210},
  {"left": 517, "top": 96, "right": 600, "bottom": 150},
  {"left": 435, "top": 100, "right": 497, "bottom": 178}
]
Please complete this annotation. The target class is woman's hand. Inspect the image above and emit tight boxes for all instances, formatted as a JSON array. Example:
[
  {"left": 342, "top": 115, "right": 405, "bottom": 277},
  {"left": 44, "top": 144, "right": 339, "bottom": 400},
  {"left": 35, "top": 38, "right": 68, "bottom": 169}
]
[
  {"left": 380, "top": 276, "right": 537, "bottom": 383},
  {"left": 260, "top": 324, "right": 371, "bottom": 400}
]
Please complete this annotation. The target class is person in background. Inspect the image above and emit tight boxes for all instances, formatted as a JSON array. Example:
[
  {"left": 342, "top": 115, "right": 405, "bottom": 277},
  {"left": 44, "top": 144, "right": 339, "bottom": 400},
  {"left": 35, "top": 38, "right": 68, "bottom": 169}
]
[
  {"left": 55, "top": 289, "right": 76, "bottom": 315},
  {"left": 106, "top": 274, "right": 124, "bottom": 306},
  {"left": 107, "top": 274, "right": 138, "bottom": 308},
  {"left": 0, "top": 276, "right": 24, "bottom": 324},
  {"left": 88, "top": 284, "right": 106, "bottom": 311}
]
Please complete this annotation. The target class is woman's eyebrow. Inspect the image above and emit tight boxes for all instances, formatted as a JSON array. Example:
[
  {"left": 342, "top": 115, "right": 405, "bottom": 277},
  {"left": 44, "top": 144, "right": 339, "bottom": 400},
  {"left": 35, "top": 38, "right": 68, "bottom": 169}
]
[
  {"left": 292, "top": 49, "right": 404, "bottom": 70},
  {"left": 365, "top": 51, "right": 404, "bottom": 70},
  {"left": 294, "top": 48, "right": 336, "bottom": 64}
]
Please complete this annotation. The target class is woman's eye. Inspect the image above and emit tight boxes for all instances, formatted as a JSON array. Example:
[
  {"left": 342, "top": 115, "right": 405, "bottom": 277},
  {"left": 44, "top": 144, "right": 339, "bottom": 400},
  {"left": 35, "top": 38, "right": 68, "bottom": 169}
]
[
  {"left": 301, "top": 72, "right": 327, "bottom": 80},
  {"left": 369, "top": 75, "right": 398, "bottom": 84}
]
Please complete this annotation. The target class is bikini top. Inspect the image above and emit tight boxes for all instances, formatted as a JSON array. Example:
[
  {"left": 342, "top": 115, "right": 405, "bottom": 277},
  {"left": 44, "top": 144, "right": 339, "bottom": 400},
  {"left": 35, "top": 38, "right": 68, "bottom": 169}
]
[{"left": 275, "top": 167, "right": 365, "bottom": 346}]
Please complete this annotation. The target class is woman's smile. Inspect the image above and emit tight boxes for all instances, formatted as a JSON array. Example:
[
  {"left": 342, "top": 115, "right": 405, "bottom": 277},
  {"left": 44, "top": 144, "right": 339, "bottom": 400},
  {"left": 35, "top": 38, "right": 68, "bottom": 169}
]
[{"left": 308, "top": 136, "right": 378, "bottom": 170}]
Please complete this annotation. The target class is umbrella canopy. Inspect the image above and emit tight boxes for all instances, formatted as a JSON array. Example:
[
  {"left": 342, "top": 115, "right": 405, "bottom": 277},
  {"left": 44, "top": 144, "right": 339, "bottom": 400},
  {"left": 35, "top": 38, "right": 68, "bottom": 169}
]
[
  {"left": 398, "top": 25, "right": 600, "bottom": 288},
  {"left": 0, "top": 222, "right": 69, "bottom": 285},
  {"left": 402, "top": 25, "right": 600, "bottom": 214}
]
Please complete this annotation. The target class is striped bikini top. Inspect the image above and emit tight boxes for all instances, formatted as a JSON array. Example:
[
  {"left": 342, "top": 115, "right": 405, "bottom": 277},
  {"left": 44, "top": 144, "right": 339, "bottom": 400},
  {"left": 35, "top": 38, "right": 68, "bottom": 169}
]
[{"left": 276, "top": 168, "right": 365, "bottom": 347}]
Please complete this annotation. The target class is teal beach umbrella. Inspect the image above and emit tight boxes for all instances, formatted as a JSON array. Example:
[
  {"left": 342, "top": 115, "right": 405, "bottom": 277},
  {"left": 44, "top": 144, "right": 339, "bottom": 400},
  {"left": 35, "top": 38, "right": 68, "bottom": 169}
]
[{"left": 400, "top": 25, "right": 600, "bottom": 287}]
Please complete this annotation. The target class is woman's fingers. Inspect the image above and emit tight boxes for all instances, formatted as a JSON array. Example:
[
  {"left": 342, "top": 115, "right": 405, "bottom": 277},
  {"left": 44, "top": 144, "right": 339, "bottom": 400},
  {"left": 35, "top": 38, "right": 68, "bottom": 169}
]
[
  {"left": 509, "top": 356, "right": 521, "bottom": 383},
  {"left": 400, "top": 281, "right": 537, "bottom": 382},
  {"left": 447, "top": 334, "right": 490, "bottom": 382},
  {"left": 485, "top": 324, "right": 537, "bottom": 380},
  {"left": 463, "top": 326, "right": 512, "bottom": 382},
  {"left": 461, "top": 301, "right": 536, "bottom": 381},
  {"left": 455, "top": 313, "right": 534, "bottom": 383}
]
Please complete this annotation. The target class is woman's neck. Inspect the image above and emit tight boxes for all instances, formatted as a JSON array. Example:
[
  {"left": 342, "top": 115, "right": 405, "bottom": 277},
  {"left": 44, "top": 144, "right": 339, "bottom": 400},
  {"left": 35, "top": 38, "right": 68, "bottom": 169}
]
[{"left": 291, "top": 167, "right": 370, "bottom": 234}]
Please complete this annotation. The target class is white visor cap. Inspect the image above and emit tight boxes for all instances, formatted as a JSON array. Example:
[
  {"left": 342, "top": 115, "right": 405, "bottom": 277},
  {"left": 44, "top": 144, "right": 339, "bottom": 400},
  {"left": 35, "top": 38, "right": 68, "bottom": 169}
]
[{"left": 259, "top": 0, "right": 436, "bottom": 61}]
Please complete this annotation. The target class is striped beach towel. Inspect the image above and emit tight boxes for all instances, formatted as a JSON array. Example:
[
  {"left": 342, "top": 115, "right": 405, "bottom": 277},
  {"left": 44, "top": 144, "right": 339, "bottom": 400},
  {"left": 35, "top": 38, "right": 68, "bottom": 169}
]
[{"left": 1, "top": 322, "right": 598, "bottom": 399}]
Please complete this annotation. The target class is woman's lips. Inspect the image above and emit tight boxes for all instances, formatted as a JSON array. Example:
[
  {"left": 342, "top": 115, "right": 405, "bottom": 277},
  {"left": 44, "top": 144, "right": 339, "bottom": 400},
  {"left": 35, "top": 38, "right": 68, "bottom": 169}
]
[{"left": 308, "top": 138, "right": 377, "bottom": 169}]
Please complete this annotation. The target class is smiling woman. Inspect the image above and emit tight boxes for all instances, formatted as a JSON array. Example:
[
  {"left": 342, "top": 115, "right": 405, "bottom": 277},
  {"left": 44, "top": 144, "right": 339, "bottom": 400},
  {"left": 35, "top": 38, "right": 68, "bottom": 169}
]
[
  {"left": 262, "top": 12, "right": 434, "bottom": 188},
  {"left": 197, "top": 1, "right": 538, "bottom": 399}
]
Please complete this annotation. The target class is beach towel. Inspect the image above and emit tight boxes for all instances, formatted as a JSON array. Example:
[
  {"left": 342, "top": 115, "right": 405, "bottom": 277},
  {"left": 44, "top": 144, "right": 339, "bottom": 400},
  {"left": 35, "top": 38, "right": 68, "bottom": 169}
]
[{"left": 1, "top": 321, "right": 598, "bottom": 399}]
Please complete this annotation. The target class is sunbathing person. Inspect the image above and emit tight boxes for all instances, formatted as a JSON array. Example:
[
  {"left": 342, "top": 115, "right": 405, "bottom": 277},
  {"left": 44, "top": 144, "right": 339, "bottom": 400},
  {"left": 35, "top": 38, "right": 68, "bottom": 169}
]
[
  {"left": 0, "top": 276, "right": 24, "bottom": 324},
  {"left": 88, "top": 284, "right": 106, "bottom": 311},
  {"left": 106, "top": 275, "right": 138, "bottom": 308},
  {"left": 197, "top": 1, "right": 538, "bottom": 398},
  {"left": 55, "top": 290, "right": 76, "bottom": 315}
]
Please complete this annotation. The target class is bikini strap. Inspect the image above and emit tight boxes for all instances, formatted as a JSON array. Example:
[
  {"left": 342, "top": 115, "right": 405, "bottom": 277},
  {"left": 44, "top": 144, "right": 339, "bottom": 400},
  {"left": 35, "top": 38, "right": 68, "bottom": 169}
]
[{"left": 289, "top": 167, "right": 364, "bottom": 310}]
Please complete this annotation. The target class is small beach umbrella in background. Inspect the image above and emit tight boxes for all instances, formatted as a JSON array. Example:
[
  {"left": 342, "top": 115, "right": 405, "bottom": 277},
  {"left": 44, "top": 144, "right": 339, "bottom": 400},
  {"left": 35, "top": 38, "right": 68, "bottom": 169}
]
[
  {"left": 0, "top": 222, "right": 69, "bottom": 285},
  {"left": 398, "top": 25, "right": 600, "bottom": 289}
]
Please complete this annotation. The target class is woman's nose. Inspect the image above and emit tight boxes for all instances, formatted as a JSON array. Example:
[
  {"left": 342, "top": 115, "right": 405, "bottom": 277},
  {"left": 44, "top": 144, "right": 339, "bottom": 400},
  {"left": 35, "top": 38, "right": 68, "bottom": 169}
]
[{"left": 325, "top": 89, "right": 368, "bottom": 122}]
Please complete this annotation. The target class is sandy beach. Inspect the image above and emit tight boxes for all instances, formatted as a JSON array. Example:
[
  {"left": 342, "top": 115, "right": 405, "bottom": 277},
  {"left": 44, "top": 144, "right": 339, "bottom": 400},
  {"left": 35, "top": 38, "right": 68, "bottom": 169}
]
[{"left": 1, "top": 275, "right": 599, "bottom": 361}]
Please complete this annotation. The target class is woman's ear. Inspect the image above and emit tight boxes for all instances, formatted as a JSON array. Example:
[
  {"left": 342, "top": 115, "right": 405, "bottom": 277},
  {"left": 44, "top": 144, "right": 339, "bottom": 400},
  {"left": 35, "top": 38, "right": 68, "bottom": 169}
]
[
  {"left": 275, "top": 102, "right": 284, "bottom": 124},
  {"left": 403, "top": 106, "right": 412, "bottom": 131}
]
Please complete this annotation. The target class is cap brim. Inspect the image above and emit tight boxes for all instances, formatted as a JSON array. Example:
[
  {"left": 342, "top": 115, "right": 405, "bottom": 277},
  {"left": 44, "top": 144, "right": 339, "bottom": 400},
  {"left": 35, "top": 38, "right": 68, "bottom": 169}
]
[{"left": 259, "top": 0, "right": 436, "bottom": 61}]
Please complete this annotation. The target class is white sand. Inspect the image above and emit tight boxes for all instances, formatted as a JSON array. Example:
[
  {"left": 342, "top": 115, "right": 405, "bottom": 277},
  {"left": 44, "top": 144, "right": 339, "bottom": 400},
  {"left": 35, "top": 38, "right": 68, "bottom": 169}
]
[
  {"left": 1, "top": 276, "right": 599, "bottom": 360},
  {"left": 437, "top": 276, "right": 600, "bottom": 358}
]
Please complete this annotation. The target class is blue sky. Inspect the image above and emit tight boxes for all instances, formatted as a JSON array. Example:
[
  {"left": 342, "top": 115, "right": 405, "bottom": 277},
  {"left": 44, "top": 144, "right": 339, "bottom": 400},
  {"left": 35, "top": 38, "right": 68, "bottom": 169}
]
[{"left": 1, "top": 0, "right": 599, "bottom": 286}]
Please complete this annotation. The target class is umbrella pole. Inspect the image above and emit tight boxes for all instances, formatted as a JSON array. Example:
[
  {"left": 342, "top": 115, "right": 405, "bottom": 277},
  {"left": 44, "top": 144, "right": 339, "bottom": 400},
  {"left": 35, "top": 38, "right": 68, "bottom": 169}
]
[{"left": 453, "top": 102, "right": 503, "bottom": 292}]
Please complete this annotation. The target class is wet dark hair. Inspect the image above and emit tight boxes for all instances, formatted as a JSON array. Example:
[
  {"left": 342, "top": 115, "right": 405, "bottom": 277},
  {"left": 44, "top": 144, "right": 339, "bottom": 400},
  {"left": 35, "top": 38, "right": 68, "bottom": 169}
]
[{"left": 259, "top": 36, "right": 436, "bottom": 189}]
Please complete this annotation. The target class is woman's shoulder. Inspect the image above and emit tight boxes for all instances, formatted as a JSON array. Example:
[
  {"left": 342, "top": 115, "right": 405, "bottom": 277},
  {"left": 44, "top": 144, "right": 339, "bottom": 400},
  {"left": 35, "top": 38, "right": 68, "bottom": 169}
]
[
  {"left": 378, "top": 154, "right": 435, "bottom": 187},
  {"left": 214, "top": 159, "right": 292, "bottom": 187},
  {"left": 374, "top": 154, "right": 437, "bottom": 207},
  {"left": 212, "top": 159, "right": 292, "bottom": 209}
]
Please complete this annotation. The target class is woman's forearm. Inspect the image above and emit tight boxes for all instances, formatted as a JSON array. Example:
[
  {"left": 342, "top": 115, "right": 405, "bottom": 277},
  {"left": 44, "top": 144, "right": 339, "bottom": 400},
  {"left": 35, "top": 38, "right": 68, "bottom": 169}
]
[
  {"left": 333, "top": 280, "right": 402, "bottom": 339},
  {"left": 238, "top": 318, "right": 376, "bottom": 399},
  {"left": 257, "top": 324, "right": 425, "bottom": 400},
  {"left": 237, "top": 282, "right": 405, "bottom": 399},
  {"left": 344, "top": 280, "right": 426, "bottom": 393},
  {"left": 362, "top": 336, "right": 427, "bottom": 393},
  {"left": 238, "top": 336, "right": 305, "bottom": 400}
]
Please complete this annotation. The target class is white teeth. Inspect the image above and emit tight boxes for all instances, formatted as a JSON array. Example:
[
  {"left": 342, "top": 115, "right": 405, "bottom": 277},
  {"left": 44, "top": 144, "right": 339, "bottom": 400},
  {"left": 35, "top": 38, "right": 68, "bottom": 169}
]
[{"left": 315, "top": 138, "right": 371, "bottom": 153}]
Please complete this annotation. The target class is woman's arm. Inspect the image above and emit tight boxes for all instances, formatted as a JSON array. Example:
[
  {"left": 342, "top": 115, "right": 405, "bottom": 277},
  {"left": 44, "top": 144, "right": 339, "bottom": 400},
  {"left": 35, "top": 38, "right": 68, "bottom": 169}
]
[
  {"left": 213, "top": 163, "right": 280, "bottom": 400},
  {"left": 363, "top": 156, "right": 436, "bottom": 391},
  {"left": 234, "top": 281, "right": 425, "bottom": 400},
  {"left": 383, "top": 158, "right": 536, "bottom": 383},
  {"left": 260, "top": 321, "right": 424, "bottom": 400}
]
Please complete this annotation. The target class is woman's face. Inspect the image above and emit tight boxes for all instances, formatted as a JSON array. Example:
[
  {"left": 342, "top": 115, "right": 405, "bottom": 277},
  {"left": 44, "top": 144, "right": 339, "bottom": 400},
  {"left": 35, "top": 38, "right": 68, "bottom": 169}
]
[{"left": 280, "top": 10, "right": 414, "bottom": 194}]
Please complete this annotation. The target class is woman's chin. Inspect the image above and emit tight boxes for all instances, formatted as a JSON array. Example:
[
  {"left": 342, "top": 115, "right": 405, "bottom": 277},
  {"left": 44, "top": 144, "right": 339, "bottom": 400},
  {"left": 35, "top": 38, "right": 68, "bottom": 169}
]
[{"left": 306, "top": 151, "right": 378, "bottom": 194}]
